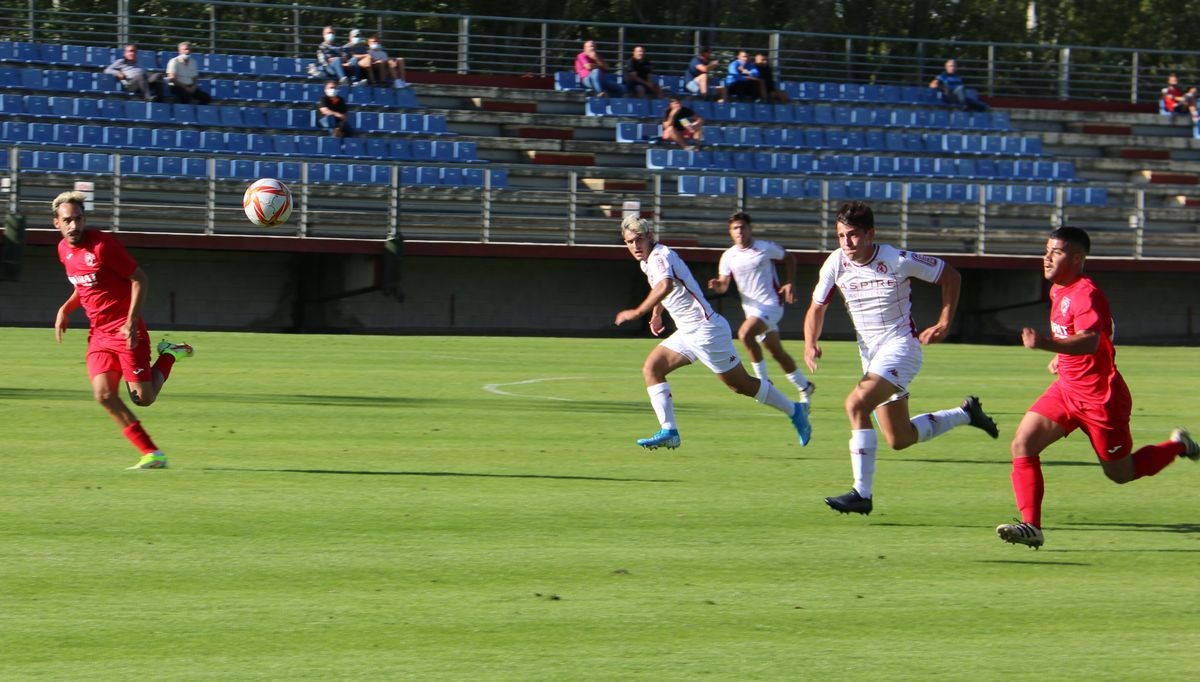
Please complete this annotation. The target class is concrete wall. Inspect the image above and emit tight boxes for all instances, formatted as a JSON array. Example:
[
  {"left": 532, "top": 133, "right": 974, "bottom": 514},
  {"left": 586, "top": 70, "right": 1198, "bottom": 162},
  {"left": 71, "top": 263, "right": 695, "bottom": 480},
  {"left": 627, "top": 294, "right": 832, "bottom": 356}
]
[{"left": 4, "top": 244, "right": 1199, "bottom": 345}]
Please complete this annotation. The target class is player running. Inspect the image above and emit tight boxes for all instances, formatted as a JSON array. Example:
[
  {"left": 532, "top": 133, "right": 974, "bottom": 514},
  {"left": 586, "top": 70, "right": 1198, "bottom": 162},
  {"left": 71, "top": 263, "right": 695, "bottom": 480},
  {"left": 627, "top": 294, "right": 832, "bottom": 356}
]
[
  {"left": 803, "top": 201, "right": 998, "bottom": 515},
  {"left": 52, "top": 191, "right": 194, "bottom": 469},
  {"left": 996, "top": 227, "right": 1198, "bottom": 549},
  {"left": 707, "top": 211, "right": 814, "bottom": 400},
  {"left": 614, "top": 216, "right": 811, "bottom": 450}
]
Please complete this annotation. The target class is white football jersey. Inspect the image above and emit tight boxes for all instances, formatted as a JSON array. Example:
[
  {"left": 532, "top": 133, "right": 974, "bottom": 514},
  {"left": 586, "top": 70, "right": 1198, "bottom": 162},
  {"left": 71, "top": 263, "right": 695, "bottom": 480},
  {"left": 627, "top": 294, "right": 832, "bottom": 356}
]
[
  {"left": 641, "top": 242, "right": 716, "bottom": 333},
  {"left": 811, "top": 243, "right": 946, "bottom": 352},
  {"left": 718, "top": 239, "right": 786, "bottom": 310}
]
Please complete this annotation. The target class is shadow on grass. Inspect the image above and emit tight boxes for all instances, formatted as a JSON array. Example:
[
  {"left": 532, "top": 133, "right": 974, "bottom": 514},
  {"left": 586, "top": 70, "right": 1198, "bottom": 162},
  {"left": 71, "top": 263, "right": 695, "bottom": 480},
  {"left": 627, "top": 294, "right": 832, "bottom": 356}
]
[
  {"left": 1057, "top": 521, "right": 1200, "bottom": 535},
  {"left": 202, "top": 467, "right": 679, "bottom": 483},
  {"left": 891, "top": 457, "right": 1096, "bottom": 467},
  {"left": 0, "top": 387, "right": 86, "bottom": 401},
  {"left": 975, "top": 559, "right": 1092, "bottom": 566}
]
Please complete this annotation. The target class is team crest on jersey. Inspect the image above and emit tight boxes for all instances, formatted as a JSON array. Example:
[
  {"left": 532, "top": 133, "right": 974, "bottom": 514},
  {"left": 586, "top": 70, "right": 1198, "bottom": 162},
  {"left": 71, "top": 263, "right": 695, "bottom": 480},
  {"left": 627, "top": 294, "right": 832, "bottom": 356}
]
[
  {"left": 876, "top": 262, "right": 889, "bottom": 274},
  {"left": 888, "top": 368, "right": 899, "bottom": 378},
  {"left": 1059, "top": 296, "right": 1071, "bottom": 315},
  {"left": 84, "top": 252, "right": 96, "bottom": 267}
]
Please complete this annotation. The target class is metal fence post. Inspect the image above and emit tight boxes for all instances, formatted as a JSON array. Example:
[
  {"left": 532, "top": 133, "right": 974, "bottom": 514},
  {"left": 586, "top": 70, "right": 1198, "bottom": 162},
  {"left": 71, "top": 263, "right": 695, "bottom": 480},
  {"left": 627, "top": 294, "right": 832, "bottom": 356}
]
[
  {"left": 818, "top": 180, "right": 829, "bottom": 252},
  {"left": 112, "top": 153, "right": 121, "bottom": 232},
  {"left": 540, "top": 23, "right": 548, "bottom": 77},
  {"left": 652, "top": 174, "right": 662, "bottom": 236},
  {"left": 26, "top": 0, "right": 35, "bottom": 42},
  {"left": 899, "top": 182, "right": 909, "bottom": 249},
  {"left": 1133, "top": 189, "right": 1145, "bottom": 259},
  {"left": 209, "top": 4, "right": 218, "bottom": 53},
  {"left": 7, "top": 147, "right": 18, "bottom": 216},
  {"left": 299, "top": 161, "right": 308, "bottom": 238},
  {"left": 986, "top": 43, "right": 995, "bottom": 96},
  {"left": 844, "top": 37, "right": 852, "bottom": 81},
  {"left": 458, "top": 17, "right": 470, "bottom": 75},
  {"left": 1130, "top": 51, "right": 1139, "bottom": 104},
  {"left": 617, "top": 26, "right": 625, "bottom": 70},
  {"left": 976, "top": 184, "right": 987, "bottom": 255},
  {"left": 567, "top": 170, "right": 577, "bottom": 245},
  {"left": 117, "top": 0, "right": 129, "bottom": 46},
  {"left": 482, "top": 168, "right": 492, "bottom": 243},
  {"left": 205, "top": 156, "right": 215, "bottom": 235},
  {"left": 769, "top": 32, "right": 781, "bottom": 76},
  {"left": 388, "top": 165, "right": 399, "bottom": 240},
  {"left": 1058, "top": 47, "right": 1071, "bottom": 100}
]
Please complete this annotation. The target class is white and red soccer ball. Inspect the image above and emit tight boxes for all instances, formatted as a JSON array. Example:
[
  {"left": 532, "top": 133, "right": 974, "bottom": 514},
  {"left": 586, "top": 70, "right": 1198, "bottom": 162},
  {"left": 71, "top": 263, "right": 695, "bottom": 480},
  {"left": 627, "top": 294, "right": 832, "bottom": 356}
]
[{"left": 243, "top": 178, "right": 292, "bottom": 227}]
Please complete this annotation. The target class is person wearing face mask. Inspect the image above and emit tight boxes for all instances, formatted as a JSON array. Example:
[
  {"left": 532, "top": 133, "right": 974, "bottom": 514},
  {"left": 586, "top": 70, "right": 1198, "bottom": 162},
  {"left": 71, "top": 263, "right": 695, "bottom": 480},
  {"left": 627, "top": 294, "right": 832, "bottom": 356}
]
[
  {"left": 317, "top": 81, "right": 352, "bottom": 137},
  {"left": 366, "top": 33, "right": 408, "bottom": 88},
  {"left": 165, "top": 41, "right": 211, "bottom": 105},
  {"left": 315, "top": 26, "right": 360, "bottom": 85},
  {"left": 342, "top": 28, "right": 371, "bottom": 87}
]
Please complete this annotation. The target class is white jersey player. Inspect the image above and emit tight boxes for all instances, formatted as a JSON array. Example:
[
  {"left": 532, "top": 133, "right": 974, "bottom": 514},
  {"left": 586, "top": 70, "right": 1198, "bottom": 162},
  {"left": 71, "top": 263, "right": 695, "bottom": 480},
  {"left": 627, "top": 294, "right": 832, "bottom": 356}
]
[
  {"left": 613, "top": 216, "right": 811, "bottom": 450},
  {"left": 802, "top": 201, "right": 998, "bottom": 516},
  {"left": 708, "top": 211, "right": 813, "bottom": 400}
]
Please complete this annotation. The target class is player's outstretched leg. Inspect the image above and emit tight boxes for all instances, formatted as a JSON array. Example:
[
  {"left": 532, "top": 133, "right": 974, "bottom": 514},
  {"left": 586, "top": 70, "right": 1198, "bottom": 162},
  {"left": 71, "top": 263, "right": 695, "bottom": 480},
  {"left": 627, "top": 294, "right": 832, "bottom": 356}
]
[
  {"left": 996, "top": 520, "right": 1044, "bottom": 549},
  {"left": 962, "top": 395, "right": 999, "bottom": 439},
  {"left": 637, "top": 428, "right": 680, "bottom": 450},
  {"left": 825, "top": 489, "right": 872, "bottom": 515},
  {"left": 157, "top": 339, "right": 194, "bottom": 360},
  {"left": 1171, "top": 428, "right": 1199, "bottom": 461},
  {"left": 790, "top": 402, "right": 812, "bottom": 446},
  {"left": 127, "top": 451, "right": 169, "bottom": 470}
]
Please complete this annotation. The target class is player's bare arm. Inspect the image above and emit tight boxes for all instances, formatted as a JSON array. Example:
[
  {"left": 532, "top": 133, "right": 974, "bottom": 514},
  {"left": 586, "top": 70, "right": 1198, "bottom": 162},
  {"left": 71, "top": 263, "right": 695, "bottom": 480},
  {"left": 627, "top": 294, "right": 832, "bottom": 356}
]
[
  {"left": 648, "top": 303, "right": 666, "bottom": 337},
  {"left": 803, "top": 300, "right": 828, "bottom": 372},
  {"left": 778, "top": 251, "right": 797, "bottom": 304},
  {"left": 55, "top": 290, "right": 81, "bottom": 343},
  {"left": 918, "top": 264, "right": 961, "bottom": 344},
  {"left": 707, "top": 274, "right": 731, "bottom": 294},
  {"left": 121, "top": 267, "right": 149, "bottom": 348},
  {"left": 1021, "top": 327, "right": 1100, "bottom": 355},
  {"left": 615, "top": 278, "right": 673, "bottom": 326}
]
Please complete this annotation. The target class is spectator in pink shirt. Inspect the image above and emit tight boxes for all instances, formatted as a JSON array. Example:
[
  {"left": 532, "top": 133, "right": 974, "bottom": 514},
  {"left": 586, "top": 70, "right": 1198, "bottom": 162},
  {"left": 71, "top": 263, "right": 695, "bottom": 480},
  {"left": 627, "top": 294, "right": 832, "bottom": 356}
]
[{"left": 575, "top": 39, "right": 625, "bottom": 97}]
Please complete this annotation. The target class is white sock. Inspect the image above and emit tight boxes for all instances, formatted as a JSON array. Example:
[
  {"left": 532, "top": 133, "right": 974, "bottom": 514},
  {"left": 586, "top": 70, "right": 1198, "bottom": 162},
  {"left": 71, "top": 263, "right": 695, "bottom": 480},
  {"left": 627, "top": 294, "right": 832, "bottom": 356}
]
[
  {"left": 753, "top": 378, "right": 795, "bottom": 415},
  {"left": 786, "top": 369, "right": 809, "bottom": 391},
  {"left": 751, "top": 360, "right": 768, "bottom": 380},
  {"left": 911, "top": 407, "right": 970, "bottom": 442},
  {"left": 850, "top": 429, "right": 877, "bottom": 498},
  {"left": 647, "top": 382, "right": 676, "bottom": 431}
]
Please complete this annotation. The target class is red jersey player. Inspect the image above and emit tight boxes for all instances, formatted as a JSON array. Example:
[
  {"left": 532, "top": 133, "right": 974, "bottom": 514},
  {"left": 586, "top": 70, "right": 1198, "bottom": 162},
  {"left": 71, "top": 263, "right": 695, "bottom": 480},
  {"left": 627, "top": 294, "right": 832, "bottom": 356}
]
[
  {"left": 52, "top": 191, "right": 194, "bottom": 469},
  {"left": 997, "top": 227, "right": 1198, "bottom": 548}
]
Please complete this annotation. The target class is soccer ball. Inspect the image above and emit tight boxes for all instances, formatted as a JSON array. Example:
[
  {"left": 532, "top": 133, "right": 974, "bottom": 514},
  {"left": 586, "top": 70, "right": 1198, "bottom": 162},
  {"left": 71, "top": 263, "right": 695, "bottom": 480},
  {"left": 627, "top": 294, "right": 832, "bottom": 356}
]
[{"left": 243, "top": 178, "right": 293, "bottom": 227}]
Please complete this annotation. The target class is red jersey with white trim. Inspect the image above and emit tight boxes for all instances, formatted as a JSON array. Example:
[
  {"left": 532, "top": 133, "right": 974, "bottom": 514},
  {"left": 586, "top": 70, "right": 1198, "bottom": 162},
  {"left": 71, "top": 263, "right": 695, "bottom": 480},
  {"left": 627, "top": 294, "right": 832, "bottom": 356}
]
[
  {"left": 57, "top": 230, "right": 138, "bottom": 335},
  {"left": 811, "top": 243, "right": 945, "bottom": 354},
  {"left": 1049, "top": 275, "right": 1118, "bottom": 402},
  {"left": 641, "top": 242, "right": 714, "bottom": 333},
  {"left": 718, "top": 239, "right": 785, "bottom": 309}
]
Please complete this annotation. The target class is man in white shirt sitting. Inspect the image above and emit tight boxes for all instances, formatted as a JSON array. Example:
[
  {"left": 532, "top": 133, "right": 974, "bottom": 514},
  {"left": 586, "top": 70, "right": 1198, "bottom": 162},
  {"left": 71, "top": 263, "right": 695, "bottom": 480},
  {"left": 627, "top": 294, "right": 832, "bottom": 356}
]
[{"left": 165, "top": 41, "right": 211, "bottom": 105}]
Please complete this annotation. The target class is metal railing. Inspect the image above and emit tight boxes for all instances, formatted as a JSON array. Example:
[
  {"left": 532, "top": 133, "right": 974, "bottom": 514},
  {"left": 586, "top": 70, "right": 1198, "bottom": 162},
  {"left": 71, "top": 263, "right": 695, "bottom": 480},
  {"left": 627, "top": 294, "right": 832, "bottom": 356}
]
[{"left": 2, "top": 0, "right": 1199, "bottom": 103}]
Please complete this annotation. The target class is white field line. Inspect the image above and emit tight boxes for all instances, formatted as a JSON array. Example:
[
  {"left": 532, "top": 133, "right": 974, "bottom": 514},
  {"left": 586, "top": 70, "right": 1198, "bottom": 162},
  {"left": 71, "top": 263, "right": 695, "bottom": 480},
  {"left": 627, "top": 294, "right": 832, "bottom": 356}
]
[{"left": 482, "top": 377, "right": 585, "bottom": 401}]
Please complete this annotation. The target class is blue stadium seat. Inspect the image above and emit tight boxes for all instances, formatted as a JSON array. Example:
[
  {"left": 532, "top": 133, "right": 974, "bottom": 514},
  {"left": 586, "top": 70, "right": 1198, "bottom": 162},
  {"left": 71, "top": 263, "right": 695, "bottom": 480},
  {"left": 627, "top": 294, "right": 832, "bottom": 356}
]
[
  {"left": 209, "top": 78, "right": 234, "bottom": 100},
  {"left": 123, "top": 100, "right": 149, "bottom": 121},
  {"left": 177, "top": 130, "right": 200, "bottom": 150},
  {"left": 317, "top": 136, "right": 342, "bottom": 156},
  {"left": 256, "top": 160, "right": 280, "bottom": 179},
  {"left": 257, "top": 81, "right": 285, "bottom": 103},
  {"left": 132, "top": 155, "right": 159, "bottom": 175},
  {"left": 741, "top": 128, "right": 764, "bottom": 147},
  {"left": 78, "top": 152, "right": 108, "bottom": 173},
  {"left": 441, "top": 167, "right": 465, "bottom": 186},
  {"left": 272, "top": 135, "right": 297, "bottom": 156},
  {"left": 172, "top": 103, "right": 197, "bottom": 125},
  {"left": 248, "top": 133, "right": 272, "bottom": 154},
  {"left": 66, "top": 70, "right": 96, "bottom": 93},
  {"left": 342, "top": 138, "right": 366, "bottom": 157},
  {"left": 159, "top": 156, "right": 184, "bottom": 177},
  {"left": 100, "top": 126, "right": 127, "bottom": 147},
  {"left": 150, "top": 128, "right": 177, "bottom": 150},
  {"left": 78, "top": 124, "right": 103, "bottom": 146},
  {"left": 1, "top": 120, "right": 28, "bottom": 142},
  {"left": 355, "top": 111, "right": 381, "bottom": 132},
  {"left": 48, "top": 96, "right": 74, "bottom": 118},
  {"left": 232, "top": 158, "right": 256, "bottom": 179},
  {"left": 128, "top": 127, "right": 151, "bottom": 149},
  {"left": 326, "top": 163, "right": 351, "bottom": 183},
  {"left": 219, "top": 105, "right": 243, "bottom": 126},
  {"left": 200, "top": 131, "right": 225, "bottom": 152},
  {"left": 264, "top": 108, "right": 291, "bottom": 130},
  {"left": 277, "top": 161, "right": 302, "bottom": 182},
  {"left": 241, "top": 107, "right": 267, "bottom": 127},
  {"left": 183, "top": 157, "right": 208, "bottom": 178},
  {"left": 206, "top": 53, "right": 231, "bottom": 74},
  {"left": 293, "top": 135, "right": 318, "bottom": 157},
  {"left": 304, "top": 162, "right": 327, "bottom": 183},
  {"left": 224, "top": 132, "right": 249, "bottom": 153},
  {"left": 454, "top": 141, "right": 478, "bottom": 162},
  {"left": 555, "top": 71, "right": 584, "bottom": 91},
  {"left": 148, "top": 102, "right": 171, "bottom": 123}
]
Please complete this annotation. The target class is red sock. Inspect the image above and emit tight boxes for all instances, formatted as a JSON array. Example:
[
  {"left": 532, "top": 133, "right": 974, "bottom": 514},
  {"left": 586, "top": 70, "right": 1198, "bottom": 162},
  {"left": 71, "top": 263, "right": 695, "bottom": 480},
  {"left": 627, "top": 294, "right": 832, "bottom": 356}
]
[
  {"left": 153, "top": 353, "right": 176, "bottom": 383},
  {"left": 1011, "top": 456, "right": 1044, "bottom": 528},
  {"left": 1132, "top": 441, "right": 1183, "bottom": 479},
  {"left": 122, "top": 420, "right": 159, "bottom": 454}
]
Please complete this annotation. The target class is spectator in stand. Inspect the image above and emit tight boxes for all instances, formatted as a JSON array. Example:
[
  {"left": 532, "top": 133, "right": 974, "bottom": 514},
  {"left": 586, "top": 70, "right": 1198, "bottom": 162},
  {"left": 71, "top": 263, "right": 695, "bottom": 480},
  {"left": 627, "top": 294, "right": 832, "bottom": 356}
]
[
  {"left": 725, "top": 50, "right": 767, "bottom": 101},
  {"left": 367, "top": 34, "right": 408, "bottom": 89},
  {"left": 574, "top": 39, "right": 625, "bottom": 97},
  {"left": 684, "top": 46, "right": 724, "bottom": 101},
  {"left": 165, "top": 41, "right": 211, "bottom": 105},
  {"left": 1161, "top": 72, "right": 1197, "bottom": 120},
  {"left": 929, "top": 58, "right": 989, "bottom": 112},
  {"left": 661, "top": 96, "right": 703, "bottom": 150},
  {"left": 317, "top": 81, "right": 352, "bottom": 137},
  {"left": 315, "top": 26, "right": 361, "bottom": 85},
  {"left": 753, "top": 52, "right": 789, "bottom": 104},
  {"left": 104, "top": 44, "right": 165, "bottom": 102},
  {"left": 624, "top": 45, "right": 662, "bottom": 99},
  {"left": 342, "top": 29, "right": 371, "bottom": 87}
]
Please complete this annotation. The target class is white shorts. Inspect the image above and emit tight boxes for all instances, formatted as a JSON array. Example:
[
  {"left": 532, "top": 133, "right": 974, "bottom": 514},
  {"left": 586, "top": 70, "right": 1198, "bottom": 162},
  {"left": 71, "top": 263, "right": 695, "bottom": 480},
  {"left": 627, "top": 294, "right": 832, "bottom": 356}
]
[
  {"left": 859, "top": 335, "right": 923, "bottom": 404},
  {"left": 742, "top": 304, "right": 783, "bottom": 343},
  {"left": 662, "top": 314, "right": 741, "bottom": 374}
]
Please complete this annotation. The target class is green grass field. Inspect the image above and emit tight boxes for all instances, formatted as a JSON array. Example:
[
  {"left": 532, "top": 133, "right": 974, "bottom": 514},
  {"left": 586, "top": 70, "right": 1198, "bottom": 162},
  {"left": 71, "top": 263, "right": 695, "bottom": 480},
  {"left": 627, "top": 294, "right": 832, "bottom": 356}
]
[{"left": 1, "top": 327, "right": 1197, "bottom": 680}]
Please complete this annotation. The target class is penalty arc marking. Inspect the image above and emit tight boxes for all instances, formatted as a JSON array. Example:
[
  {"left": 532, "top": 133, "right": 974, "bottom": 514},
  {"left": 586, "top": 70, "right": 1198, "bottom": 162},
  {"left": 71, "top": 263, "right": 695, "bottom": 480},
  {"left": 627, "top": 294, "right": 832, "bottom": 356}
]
[{"left": 482, "top": 377, "right": 584, "bottom": 402}]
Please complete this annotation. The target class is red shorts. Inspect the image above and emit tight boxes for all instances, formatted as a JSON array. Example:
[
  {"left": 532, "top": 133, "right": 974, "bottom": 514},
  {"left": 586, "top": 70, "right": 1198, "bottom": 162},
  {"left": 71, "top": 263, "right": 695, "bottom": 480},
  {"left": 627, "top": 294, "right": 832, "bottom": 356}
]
[
  {"left": 87, "top": 326, "right": 152, "bottom": 383},
  {"left": 1029, "top": 375, "right": 1133, "bottom": 461}
]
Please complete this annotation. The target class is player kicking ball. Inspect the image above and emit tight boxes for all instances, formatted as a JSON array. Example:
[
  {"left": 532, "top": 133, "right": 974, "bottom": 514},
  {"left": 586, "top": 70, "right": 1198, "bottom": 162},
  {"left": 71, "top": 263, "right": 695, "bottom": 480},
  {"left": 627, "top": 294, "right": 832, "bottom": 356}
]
[
  {"left": 803, "top": 201, "right": 999, "bottom": 515},
  {"left": 707, "top": 211, "right": 814, "bottom": 401},
  {"left": 997, "top": 227, "right": 1198, "bottom": 549},
  {"left": 614, "top": 216, "right": 811, "bottom": 450},
  {"left": 52, "top": 191, "right": 194, "bottom": 469}
]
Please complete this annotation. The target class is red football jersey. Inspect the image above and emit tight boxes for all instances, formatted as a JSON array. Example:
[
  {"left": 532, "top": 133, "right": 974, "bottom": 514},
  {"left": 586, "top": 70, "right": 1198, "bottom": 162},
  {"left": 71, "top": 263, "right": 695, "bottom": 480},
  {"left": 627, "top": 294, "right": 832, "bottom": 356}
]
[
  {"left": 57, "top": 230, "right": 139, "bottom": 335},
  {"left": 1048, "top": 275, "right": 1118, "bottom": 401}
]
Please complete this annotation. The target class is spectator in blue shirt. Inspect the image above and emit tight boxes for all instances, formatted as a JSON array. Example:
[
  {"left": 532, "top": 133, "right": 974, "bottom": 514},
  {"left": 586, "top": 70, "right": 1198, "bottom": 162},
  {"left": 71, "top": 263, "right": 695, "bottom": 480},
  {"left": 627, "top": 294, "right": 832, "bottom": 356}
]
[
  {"left": 929, "top": 59, "right": 989, "bottom": 112},
  {"left": 724, "top": 50, "right": 766, "bottom": 101}
]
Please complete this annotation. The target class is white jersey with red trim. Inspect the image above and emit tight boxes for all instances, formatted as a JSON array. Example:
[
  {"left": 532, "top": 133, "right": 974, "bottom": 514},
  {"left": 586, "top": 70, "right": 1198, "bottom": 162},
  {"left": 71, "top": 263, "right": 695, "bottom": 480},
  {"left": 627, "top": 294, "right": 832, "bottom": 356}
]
[
  {"left": 642, "top": 242, "right": 715, "bottom": 333},
  {"left": 811, "top": 243, "right": 946, "bottom": 353},
  {"left": 718, "top": 239, "right": 785, "bottom": 310}
]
